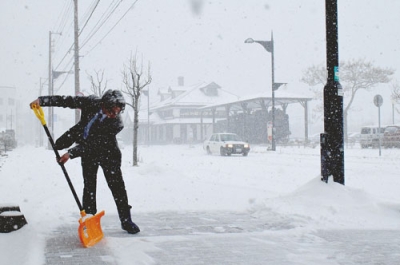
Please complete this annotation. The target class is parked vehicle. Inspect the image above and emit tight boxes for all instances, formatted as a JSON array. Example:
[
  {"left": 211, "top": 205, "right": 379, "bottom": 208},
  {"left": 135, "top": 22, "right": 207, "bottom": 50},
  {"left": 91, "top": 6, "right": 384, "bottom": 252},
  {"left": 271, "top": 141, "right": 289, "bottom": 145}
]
[
  {"left": 203, "top": 133, "right": 250, "bottom": 156},
  {"left": 359, "top": 126, "right": 385, "bottom": 148},
  {"left": 382, "top": 125, "right": 400, "bottom": 148},
  {"left": 0, "top": 129, "right": 17, "bottom": 151},
  {"left": 346, "top": 132, "right": 361, "bottom": 146}
]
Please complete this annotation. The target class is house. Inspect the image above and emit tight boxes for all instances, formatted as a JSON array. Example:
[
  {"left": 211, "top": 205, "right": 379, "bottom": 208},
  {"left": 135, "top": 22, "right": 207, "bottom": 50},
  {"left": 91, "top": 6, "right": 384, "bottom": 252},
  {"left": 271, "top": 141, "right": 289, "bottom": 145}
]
[
  {"left": 146, "top": 81, "right": 240, "bottom": 144},
  {"left": 0, "top": 86, "right": 17, "bottom": 139},
  {"left": 132, "top": 80, "right": 313, "bottom": 145}
]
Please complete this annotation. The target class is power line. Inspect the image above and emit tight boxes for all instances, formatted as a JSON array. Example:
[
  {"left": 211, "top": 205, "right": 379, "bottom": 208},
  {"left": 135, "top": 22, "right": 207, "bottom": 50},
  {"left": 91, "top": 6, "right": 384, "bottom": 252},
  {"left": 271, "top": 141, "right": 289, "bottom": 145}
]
[
  {"left": 56, "top": 1, "right": 73, "bottom": 34},
  {"left": 52, "top": 1, "right": 73, "bottom": 60},
  {"left": 53, "top": 0, "right": 98, "bottom": 71},
  {"left": 84, "top": 0, "right": 139, "bottom": 55},
  {"left": 79, "top": 0, "right": 123, "bottom": 50},
  {"left": 53, "top": 0, "right": 139, "bottom": 83},
  {"left": 54, "top": 63, "right": 75, "bottom": 93},
  {"left": 80, "top": 0, "right": 101, "bottom": 36},
  {"left": 54, "top": 0, "right": 120, "bottom": 70}
]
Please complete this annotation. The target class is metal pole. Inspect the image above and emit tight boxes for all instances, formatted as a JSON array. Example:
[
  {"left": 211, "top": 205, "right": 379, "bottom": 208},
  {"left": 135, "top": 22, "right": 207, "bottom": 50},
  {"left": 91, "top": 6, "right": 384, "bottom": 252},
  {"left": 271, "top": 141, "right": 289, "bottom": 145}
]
[
  {"left": 321, "top": 0, "right": 344, "bottom": 184},
  {"left": 39, "top": 78, "right": 44, "bottom": 147},
  {"left": 392, "top": 102, "right": 395, "bottom": 124},
  {"left": 271, "top": 32, "right": 276, "bottom": 151},
  {"left": 378, "top": 105, "right": 381, "bottom": 156},
  {"left": 147, "top": 89, "right": 150, "bottom": 145},
  {"left": 48, "top": 31, "right": 53, "bottom": 150}
]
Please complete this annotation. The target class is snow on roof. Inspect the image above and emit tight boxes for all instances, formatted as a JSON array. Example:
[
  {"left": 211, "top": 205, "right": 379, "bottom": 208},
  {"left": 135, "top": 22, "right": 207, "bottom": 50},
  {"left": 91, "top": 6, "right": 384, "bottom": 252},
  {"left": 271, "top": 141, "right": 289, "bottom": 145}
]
[
  {"left": 151, "top": 82, "right": 240, "bottom": 111},
  {"left": 199, "top": 84, "right": 314, "bottom": 110},
  {"left": 152, "top": 117, "right": 224, "bottom": 125}
]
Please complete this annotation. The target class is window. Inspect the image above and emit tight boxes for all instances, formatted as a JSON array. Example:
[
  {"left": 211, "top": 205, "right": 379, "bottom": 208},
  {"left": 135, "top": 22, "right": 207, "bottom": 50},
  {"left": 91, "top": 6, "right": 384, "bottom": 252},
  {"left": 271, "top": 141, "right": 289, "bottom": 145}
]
[{"left": 361, "top": 128, "right": 371, "bottom": 134}]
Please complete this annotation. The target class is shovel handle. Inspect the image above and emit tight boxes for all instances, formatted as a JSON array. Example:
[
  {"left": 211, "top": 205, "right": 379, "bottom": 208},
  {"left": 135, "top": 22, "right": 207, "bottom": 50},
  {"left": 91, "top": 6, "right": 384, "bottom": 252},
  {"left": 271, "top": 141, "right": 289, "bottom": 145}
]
[
  {"left": 32, "top": 105, "right": 46, "bottom": 125},
  {"left": 31, "top": 105, "right": 84, "bottom": 212}
]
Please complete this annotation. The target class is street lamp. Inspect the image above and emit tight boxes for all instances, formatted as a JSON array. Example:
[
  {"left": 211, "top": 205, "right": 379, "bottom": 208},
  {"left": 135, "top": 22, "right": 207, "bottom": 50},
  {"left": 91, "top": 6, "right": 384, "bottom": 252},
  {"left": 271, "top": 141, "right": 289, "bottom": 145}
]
[{"left": 245, "top": 32, "right": 284, "bottom": 151}]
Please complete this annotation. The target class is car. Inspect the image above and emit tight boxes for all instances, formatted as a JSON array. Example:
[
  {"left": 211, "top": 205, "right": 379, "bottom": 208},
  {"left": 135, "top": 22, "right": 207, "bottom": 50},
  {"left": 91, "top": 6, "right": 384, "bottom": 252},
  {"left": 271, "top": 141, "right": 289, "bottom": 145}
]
[
  {"left": 359, "top": 126, "right": 385, "bottom": 148},
  {"left": 203, "top": 133, "right": 250, "bottom": 156},
  {"left": 346, "top": 132, "right": 361, "bottom": 146},
  {"left": 382, "top": 125, "right": 400, "bottom": 148}
]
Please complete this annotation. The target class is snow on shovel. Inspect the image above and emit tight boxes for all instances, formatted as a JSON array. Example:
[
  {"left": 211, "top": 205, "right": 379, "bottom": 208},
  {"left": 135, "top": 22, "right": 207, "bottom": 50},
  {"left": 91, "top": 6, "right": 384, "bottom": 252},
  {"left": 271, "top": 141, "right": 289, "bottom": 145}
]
[{"left": 32, "top": 105, "right": 105, "bottom": 248}]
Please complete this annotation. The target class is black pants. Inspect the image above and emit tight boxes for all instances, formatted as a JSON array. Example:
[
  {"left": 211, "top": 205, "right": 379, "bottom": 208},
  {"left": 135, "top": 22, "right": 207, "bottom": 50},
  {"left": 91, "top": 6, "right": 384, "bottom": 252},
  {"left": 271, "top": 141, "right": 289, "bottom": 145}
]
[{"left": 81, "top": 155, "right": 131, "bottom": 223}]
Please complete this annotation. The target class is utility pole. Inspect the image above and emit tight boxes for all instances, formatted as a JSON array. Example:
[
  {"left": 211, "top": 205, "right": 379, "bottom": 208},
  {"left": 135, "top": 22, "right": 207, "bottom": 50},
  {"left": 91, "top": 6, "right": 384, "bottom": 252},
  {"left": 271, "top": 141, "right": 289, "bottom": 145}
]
[
  {"left": 48, "top": 31, "right": 61, "bottom": 149},
  {"left": 48, "top": 31, "right": 52, "bottom": 150},
  {"left": 38, "top": 78, "right": 47, "bottom": 147},
  {"left": 74, "top": 0, "right": 81, "bottom": 123},
  {"left": 321, "top": 0, "right": 344, "bottom": 184}
]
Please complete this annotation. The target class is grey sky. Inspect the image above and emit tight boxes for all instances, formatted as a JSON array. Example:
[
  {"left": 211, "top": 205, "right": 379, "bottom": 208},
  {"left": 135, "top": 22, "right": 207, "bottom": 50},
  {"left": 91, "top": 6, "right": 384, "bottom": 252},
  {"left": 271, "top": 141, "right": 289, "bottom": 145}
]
[{"left": 1, "top": 0, "right": 399, "bottom": 133}]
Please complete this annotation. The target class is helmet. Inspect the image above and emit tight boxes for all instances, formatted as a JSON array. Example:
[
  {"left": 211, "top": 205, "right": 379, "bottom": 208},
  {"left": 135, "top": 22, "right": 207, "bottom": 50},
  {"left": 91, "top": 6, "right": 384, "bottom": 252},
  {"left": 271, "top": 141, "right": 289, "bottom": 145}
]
[{"left": 101, "top": 90, "right": 126, "bottom": 112}]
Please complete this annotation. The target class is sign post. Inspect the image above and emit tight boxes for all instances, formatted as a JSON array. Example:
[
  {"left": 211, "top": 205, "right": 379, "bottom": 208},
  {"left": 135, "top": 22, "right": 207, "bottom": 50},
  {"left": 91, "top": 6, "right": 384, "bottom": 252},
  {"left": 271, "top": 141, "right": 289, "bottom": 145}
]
[{"left": 374, "top": 94, "right": 383, "bottom": 156}]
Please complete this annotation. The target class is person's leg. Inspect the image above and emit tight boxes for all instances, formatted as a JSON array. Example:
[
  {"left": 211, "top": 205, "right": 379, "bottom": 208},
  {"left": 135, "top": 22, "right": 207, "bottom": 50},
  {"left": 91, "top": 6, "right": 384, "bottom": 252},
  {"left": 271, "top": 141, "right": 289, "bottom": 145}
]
[
  {"left": 101, "top": 163, "right": 140, "bottom": 234},
  {"left": 81, "top": 156, "right": 99, "bottom": 215}
]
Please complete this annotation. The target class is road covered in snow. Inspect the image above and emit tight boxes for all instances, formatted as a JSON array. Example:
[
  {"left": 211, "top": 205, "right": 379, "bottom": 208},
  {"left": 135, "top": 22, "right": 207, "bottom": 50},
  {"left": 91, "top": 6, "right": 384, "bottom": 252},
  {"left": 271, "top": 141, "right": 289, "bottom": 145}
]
[{"left": 1, "top": 144, "right": 400, "bottom": 264}]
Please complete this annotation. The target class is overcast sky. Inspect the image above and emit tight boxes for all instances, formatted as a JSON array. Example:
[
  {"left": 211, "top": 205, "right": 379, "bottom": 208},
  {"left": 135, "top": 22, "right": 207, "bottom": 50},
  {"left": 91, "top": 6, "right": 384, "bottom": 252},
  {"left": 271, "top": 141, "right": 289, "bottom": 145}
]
[{"left": 1, "top": 0, "right": 399, "bottom": 133}]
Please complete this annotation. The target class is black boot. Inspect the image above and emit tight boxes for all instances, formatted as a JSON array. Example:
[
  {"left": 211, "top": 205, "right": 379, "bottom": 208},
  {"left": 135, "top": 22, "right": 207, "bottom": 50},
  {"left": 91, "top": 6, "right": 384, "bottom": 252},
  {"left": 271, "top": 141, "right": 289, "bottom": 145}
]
[
  {"left": 119, "top": 205, "right": 140, "bottom": 234},
  {"left": 121, "top": 217, "right": 140, "bottom": 234}
]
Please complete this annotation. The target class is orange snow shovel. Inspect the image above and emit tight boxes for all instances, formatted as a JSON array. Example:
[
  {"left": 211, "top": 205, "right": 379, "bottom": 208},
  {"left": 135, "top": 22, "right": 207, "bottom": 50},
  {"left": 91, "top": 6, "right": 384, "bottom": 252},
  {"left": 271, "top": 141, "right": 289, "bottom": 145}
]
[{"left": 32, "top": 105, "right": 105, "bottom": 247}]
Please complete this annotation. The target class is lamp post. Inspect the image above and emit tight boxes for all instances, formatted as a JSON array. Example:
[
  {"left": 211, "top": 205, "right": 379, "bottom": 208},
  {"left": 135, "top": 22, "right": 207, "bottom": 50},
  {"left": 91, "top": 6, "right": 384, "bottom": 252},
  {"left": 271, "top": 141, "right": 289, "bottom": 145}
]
[{"left": 245, "top": 32, "right": 284, "bottom": 151}]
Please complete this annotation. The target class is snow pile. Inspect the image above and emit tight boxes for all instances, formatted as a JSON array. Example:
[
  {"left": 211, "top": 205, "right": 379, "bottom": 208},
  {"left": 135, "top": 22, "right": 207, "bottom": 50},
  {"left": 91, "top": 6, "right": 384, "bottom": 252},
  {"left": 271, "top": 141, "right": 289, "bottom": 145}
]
[{"left": 250, "top": 177, "right": 400, "bottom": 229}]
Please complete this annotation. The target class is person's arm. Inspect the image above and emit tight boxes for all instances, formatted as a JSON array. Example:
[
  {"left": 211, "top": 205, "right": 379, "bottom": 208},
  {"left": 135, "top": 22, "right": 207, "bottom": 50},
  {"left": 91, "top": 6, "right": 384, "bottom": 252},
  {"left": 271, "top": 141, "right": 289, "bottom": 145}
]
[
  {"left": 67, "top": 117, "right": 124, "bottom": 159},
  {"left": 39, "top": 95, "right": 94, "bottom": 109},
  {"left": 30, "top": 95, "right": 97, "bottom": 109}
]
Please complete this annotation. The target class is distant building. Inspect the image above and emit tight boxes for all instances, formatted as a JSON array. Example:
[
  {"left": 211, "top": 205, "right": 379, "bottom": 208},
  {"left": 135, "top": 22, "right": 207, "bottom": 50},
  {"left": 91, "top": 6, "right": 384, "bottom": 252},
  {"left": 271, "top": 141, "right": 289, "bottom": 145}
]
[
  {"left": 144, "top": 81, "right": 240, "bottom": 144},
  {"left": 132, "top": 79, "right": 312, "bottom": 145},
  {"left": 0, "top": 86, "right": 17, "bottom": 133}
]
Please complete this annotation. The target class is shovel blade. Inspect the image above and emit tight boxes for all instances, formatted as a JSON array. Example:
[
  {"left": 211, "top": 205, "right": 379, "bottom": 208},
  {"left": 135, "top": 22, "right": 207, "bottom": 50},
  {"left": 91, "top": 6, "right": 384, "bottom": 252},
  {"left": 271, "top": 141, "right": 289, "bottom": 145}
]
[{"left": 78, "top": 210, "right": 105, "bottom": 247}]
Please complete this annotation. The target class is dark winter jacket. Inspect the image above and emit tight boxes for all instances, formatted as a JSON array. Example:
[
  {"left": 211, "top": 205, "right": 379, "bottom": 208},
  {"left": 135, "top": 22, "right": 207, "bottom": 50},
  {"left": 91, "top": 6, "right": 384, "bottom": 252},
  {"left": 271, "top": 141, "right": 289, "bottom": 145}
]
[{"left": 39, "top": 95, "right": 123, "bottom": 161}]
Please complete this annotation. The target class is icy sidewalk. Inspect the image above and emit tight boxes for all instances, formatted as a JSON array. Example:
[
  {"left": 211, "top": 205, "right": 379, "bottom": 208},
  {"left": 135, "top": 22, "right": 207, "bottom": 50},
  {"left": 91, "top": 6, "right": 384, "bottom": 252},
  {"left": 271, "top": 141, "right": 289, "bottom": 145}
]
[{"left": 44, "top": 211, "right": 400, "bottom": 265}]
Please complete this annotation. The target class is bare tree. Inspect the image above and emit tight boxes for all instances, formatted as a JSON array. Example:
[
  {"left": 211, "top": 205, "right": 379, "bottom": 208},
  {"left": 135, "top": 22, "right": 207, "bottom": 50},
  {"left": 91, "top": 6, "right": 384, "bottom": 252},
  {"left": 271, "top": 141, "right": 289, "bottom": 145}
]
[
  {"left": 122, "top": 54, "right": 152, "bottom": 166},
  {"left": 86, "top": 69, "right": 108, "bottom": 97},
  {"left": 390, "top": 80, "right": 400, "bottom": 116},
  {"left": 391, "top": 80, "right": 400, "bottom": 100},
  {"left": 301, "top": 58, "right": 394, "bottom": 140}
]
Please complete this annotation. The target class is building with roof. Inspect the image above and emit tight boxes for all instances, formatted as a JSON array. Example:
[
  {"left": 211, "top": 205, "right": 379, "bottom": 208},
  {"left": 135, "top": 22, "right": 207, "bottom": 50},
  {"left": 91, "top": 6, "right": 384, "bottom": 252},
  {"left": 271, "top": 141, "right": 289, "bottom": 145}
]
[
  {"left": 143, "top": 81, "right": 240, "bottom": 144},
  {"left": 132, "top": 79, "right": 313, "bottom": 146}
]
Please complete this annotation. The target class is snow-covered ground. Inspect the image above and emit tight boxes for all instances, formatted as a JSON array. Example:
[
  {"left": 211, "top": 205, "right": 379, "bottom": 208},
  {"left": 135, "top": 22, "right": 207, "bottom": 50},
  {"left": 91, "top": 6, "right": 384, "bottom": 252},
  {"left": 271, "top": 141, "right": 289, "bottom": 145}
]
[{"left": 1, "top": 143, "right": 400, "bottom": 264}]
